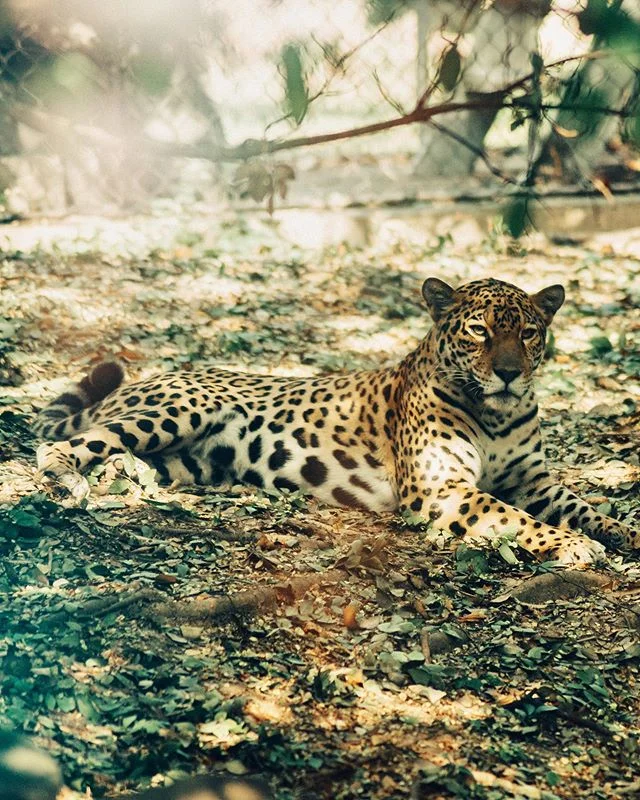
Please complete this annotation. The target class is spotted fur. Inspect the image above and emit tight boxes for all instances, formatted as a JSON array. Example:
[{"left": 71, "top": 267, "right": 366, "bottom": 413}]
[{"left": 35, "top": 277, "right": 638, "bottom": 566}]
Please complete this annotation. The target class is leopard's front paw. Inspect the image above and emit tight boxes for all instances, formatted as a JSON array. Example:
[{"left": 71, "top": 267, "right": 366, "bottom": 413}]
[
  {"left": 598, "top": 518, "right": 639, "bottom": 550},
  {"left": 552, "top": 536, "right": 607, "bottom": 568},
  {"left": 36, "top": 441, "right": 75, "bottom": 477},
  {"left": 36, "top": 442, "right": 90, "bottom": 504}
]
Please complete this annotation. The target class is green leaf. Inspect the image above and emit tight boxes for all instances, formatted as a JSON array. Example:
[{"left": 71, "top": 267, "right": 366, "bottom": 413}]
[
  {"left": 56, "top": 694, "right": 76, "bottom": 712},
  {"left": 577, "top": 0, "right": 607, "bottom": 35},
  {"left": 408, "top": 665, "right": 451, "bottom": 688},
  {"left": 455, "top": 543, "right": 489, "bottom": 575},
  {"left": 498, "top": 541, "right": 519, "bottom": 565},
  {"left": 378, "top": 617, "right": 414, "bottom": 634},
  {"left": 546, "top": 770, "right": 561, "bottom": 786},
  {"left": 590, "top": 335, "right": 613, "bottom": 356},
  {"left": 108, "top": 478, "right": 130, "bottom": 495},
  {"left": 530, "top": 51, "right": 544, "bottom": 81},
  {"left": 366, "top": 0, "right": 408, "bottom": 25},
  {"left": 437, "top": 45, "right": 460, "bottom": 92},
  {"left": 130, "top": 53, "right": 173, "bottom": 96},
  {"left": 281, "top": 43, "right": 308, "bottom": 125},
  {"left": 502, "top": 195, "right": 532, "bottom": 239}
]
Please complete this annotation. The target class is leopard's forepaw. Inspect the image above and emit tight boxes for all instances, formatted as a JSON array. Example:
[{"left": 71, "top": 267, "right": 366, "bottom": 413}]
[
  {"left": 552, "top": 536, "right": 607, "bottom": 568},
  {"left": 36, "top": 442, "right": 90, "bottom": 504},
  {"left": 601, "top": 519, "right": 639, "bottom": 551},
  {"left": 58, "top": 472, "right": 91, "bottom": 503},
  {"left": 36, "top": 442, "right": 74, "bottom": 477}
]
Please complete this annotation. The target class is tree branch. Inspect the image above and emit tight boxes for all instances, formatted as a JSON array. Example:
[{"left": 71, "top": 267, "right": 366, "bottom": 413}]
[{"left": 143, "top": 48, "right": 637, "bottom": 164}]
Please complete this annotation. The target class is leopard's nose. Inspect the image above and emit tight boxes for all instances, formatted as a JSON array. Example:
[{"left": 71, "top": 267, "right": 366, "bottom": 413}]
[{"left": 495, "top": 368, "right": 521, "bottom": 386}]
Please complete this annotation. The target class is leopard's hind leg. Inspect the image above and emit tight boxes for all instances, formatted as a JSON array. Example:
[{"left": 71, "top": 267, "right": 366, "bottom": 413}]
[{"left": 37, "top": 412, "right": 207, "bottom": 477}]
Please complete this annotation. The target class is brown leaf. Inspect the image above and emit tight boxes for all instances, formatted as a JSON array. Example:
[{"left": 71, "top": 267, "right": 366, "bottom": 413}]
[
  {"left": 116, "top": 347, "right": 144, "bottom": 362},
  {"left": 592, "top": 177, "right": 614, "bottom": 203},
  {"left": 155, "top": 573, "right": 178, "bottom": 585},
  {"left": 552, "top": 122, "right": 579, "bottom": 138},
  {"left": 457, "top": 610, "right": 487, "bottom": 623},
  {"left": 343, "top": 603, "right": 359, "bottom": 630},
  {"left": 596, "top": 376, "right": 623, "bottom": 391}
]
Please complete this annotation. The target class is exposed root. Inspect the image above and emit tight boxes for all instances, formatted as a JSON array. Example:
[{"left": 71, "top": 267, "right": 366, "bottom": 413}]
[
  {"left": 510, "top": 570, "right": 613, "bottom": 604},
  {"left": 54, "top": 569, "right": 349, "bottom": 625}
]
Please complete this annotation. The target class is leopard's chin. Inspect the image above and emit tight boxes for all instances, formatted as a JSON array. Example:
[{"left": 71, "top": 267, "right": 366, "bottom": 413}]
[{"left": 482, "top": 390, "right": 522, "bottom": 411}]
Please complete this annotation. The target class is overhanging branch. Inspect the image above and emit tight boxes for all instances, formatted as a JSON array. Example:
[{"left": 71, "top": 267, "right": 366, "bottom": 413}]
[{"left": 143, "top": 48, "right": 638, "bottom": 164}]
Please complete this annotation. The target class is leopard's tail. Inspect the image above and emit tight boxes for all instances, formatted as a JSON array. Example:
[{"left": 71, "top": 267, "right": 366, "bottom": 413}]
[{"left": 34, "top": 361, "right": 125, "bottom": 441}]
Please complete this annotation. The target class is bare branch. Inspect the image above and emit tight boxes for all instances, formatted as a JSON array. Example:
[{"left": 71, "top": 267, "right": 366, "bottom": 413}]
[{"left": 141, "top": 48, "right": 636, "bottom": 164}]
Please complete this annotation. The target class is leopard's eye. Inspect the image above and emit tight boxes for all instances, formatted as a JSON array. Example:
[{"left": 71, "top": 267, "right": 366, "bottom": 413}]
[
  {"left": 468, "top": 323, "right": 488, "bottom": 338},
  {"left": 521, "top": 326, "right": 538, "bottom": 342}
]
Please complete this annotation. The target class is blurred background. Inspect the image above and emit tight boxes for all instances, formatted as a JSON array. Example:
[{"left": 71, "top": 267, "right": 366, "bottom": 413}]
[{"left": 0, "top": 0, "right": 638, "bottom": 223}]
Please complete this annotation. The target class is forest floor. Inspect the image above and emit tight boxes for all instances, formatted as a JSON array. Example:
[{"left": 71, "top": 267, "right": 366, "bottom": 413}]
[{"left": 0, "top": 216, "right": 639, "bottom": 800}]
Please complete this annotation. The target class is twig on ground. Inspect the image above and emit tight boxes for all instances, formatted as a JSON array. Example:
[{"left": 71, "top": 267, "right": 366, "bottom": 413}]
[{"left": 136, "top": 525, "right": 258, "bottom": 545}]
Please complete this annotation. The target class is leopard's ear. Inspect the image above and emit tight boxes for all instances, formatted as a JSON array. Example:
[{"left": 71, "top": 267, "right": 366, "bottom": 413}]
[
  {"left": 531, "top": 284, "right": 565, "bottom": 325},
  {"left": 422, "top": 277, "right": 455, "bottom": 322}
]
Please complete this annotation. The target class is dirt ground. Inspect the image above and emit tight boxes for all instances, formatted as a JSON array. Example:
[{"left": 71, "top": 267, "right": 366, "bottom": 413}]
[{"left": 0, "top": 216, "right": 639, "bottom": 800}]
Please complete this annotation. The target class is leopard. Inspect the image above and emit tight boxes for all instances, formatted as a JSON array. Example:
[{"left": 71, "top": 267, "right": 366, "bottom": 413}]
[{"left": 34, "top": 276, "right": 638, "bottom": 566}]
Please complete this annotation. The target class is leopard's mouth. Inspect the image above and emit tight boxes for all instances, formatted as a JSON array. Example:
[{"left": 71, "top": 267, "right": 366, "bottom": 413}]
[
  {"left": 461, "top": 376, "right": 524, "bottom": 407},
  {"left": 487, "top": 389, "right": 516, "bottom": 400},
  {"left": 482, "top": 388, "right": 524, "bottom": 409}
]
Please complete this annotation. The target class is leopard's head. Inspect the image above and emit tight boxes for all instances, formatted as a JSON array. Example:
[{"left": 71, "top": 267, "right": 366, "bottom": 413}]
[{"left": 422, "top": 277, "right": 564, "bottom": 411}]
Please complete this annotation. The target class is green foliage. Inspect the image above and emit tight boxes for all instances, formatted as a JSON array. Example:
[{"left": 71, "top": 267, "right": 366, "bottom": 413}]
[
  {"left": 365, "top": 0, "right": 411, "bottom": 25},
  {"left": 0, "top": 494, "right": 64, "bottom": 540},
  {"left": 455, "top": 543, "right": 489, "bottom": 575},
  {"left": 407, "top": 663, "right": 454, "bottom": 690},
  {"left": 501, "top": 194, "right": 532, "bottom": 239},
  {"left": 577, "top": 0, "right": 640, "bottom": 48},
  {"left": 130, "top": 53, "right": 173, "bottom": 96},
  {"left": 0, "top": 410, "right": 34, "bottom": 456},
  {"left": 239, "top": 727, "right": 324, "bottom": 772},
  {"left": 589, "top": 328, "right": 640, "bottom": 376},
  {"left": 510, "top": 51, "right": 545, "bottom": 128},
  {"left": 590, "top": 334, "right": 614, "bottom": 357},
  {"left": 559, "top": 74, "right": 610, "bottom": 140},
  {"left": 0, "top": 317, "right": 22, "bottom": 387},
  {"left": 281, "top": 44, "right": 308, "bottom": 125},
  {"left": 355, "top": 268, "right": 425, "bottom": 319},
  {"left": 625, "top": 109, "right": 640, "bottom": 149},
  {"left": 307, "top": 668, "right": 355, "bottom": 705},
  {"left": 544, "top": 329, "right": 557, "bottom": 360},
  {"left": 413, "top": 764, "right": 499, "bottom": 799},
  {"left": 437, "top": 45, "right": 461, "bottom": 93}
]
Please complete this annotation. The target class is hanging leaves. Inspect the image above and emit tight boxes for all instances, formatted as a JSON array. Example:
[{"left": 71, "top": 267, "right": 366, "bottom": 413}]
[
  {"left": 233, "top": 161, "right": 295, "bottom": 213},
  {"left": 281, "top": 43, "right": 309, "bottom": 125},
  {"left": 436, "top": 45, "right": 461, "bottom": 93},
  {"left": 502, "top": 194, "right": 532, "bottom": 239}
]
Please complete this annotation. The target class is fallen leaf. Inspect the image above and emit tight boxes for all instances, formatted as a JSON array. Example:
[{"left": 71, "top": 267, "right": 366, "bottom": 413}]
[{"left": 343, "top": 602, "right": 359, "bottom": 630}]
